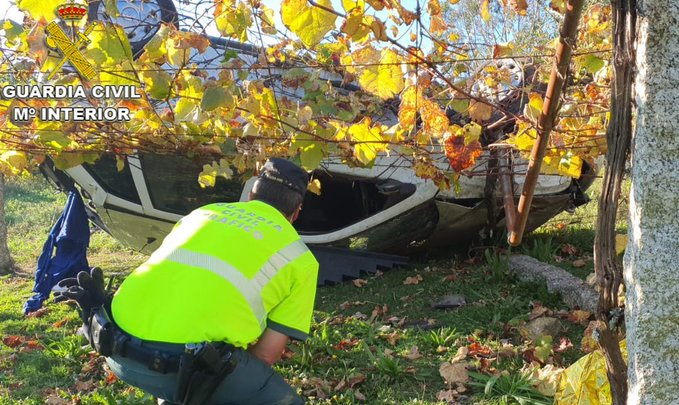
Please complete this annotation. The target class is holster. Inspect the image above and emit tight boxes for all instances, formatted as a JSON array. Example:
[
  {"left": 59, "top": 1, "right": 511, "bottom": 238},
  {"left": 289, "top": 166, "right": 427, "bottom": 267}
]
[
  {"left": 87, "top": 306, "right": 114, "bottom": 356},
  {"left": 174, "top": 343, "right": 236, "bottom": 405}
]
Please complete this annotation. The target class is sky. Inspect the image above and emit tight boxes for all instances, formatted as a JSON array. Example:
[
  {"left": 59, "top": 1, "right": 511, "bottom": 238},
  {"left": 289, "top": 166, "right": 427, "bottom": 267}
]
[{"left": 0, "top": 0, "right": 425, "bottom": 44}]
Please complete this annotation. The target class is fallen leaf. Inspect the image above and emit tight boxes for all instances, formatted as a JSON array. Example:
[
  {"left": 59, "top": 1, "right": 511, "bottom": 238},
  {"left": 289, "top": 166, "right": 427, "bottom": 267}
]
[
  {"left": 572, "top": 259, "right": 587, "bottom": 268},
  {"left": 567, "top": 310, "right": 593, "bottom": 326},
  {"left": 439, "top": 361, "right": 469, "bottom": 384},
  {"left": 524, "top": 364, "right": 564, "bottom": 396},
  {"left": 335, "top": 338, "right": 361, "bottom": 351},
  {"left": 21, "top": 340, "right": 43, "bottom": 352},
  {"left": 529, "top": 303, "right": 549, "bottom": 320},
  {"left": 340, "top": 300, "right": 366, "bottom": 310},
  {"left": 74, "top": 379, "right": 97, "bottom": 391},
  {"left": 468, "top": 341, "right": 493, "bottom": 358},
  {"left": 354, "top": 389, "right": 366, "bottom": 401},
  {"left": 436, "top": 388, "right": 458, "bottom": 403},
  {"left": 44, "top": 395, "right": 69, "bottom": 405},
  {"left": 369, "top": 304, "right": 388, "bottom": 323},
  {"left": 26, "top": 307, "right": 49, "bottom": 318},
  {"left": 560, "top": 243, "right": 577, "bottom": 256},
  {"left": 581, "top": 321, "right": 599, "bottom": 353},
  {"left": 403, "top": 274, "right": 423, "bottom": 285},
  {"left": 383, "top": 348, "right": 394, "bottom": 358},
  {"left": 405, "top": 346, "right": 422, "bottom": 360},
  {"left": 383, "top": 332, "right": 401, "bottom": 346},
  {"left": 52, "top": 318, "right": 69, "bottom": 328},
  {"left": 104, "top": 371, "right": 118, "bottom": 384},
  {"left": 555, "top": 337, "right": 573, "bottom": 353},
  {"left": 2, "top": 335, "right": 24, "bottom": 348},
  {"left": 451, "top": 346, "right": 468, "bottom": 363},
  {"left": 347, "top": 373, "right": 366, "bottom": 388},
  {"left": 352, "top": 278, "right": 368, "bottom": 288},
  {"left": 351, "top": 312, "right": 368, "bottom": 321}
]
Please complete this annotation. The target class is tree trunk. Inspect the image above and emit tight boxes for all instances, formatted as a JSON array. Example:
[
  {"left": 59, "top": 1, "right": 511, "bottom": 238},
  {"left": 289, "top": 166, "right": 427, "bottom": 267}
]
[
  {"left": 593, "top": 1, "right": 635, "bottom": 404},
  {"left": 625, "top": 1, "right": 679, "bottom": 403},
  {"left": 0, "top": 174, "right": 14, "bottom": 275}
]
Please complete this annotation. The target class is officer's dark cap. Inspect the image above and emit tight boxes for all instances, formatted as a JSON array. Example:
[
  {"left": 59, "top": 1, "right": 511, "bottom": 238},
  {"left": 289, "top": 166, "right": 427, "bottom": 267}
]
[{"left": 258, "top": 158, "right": 309, "bottom": 196}]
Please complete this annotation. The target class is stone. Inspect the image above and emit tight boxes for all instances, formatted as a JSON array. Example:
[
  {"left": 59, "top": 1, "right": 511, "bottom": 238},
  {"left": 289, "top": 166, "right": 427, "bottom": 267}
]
[
  {"left": 432, "top": 294, "right": 466, "bottom": 309},
  {"left": 525, "top": 317, "right": 563, "bottom": 341}
]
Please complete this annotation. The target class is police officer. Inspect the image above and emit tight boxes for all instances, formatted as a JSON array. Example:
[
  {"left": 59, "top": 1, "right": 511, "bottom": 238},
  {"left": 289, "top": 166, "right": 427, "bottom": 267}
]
[{"left": 106, "top": 158, "right": 318, "bottom": 404}]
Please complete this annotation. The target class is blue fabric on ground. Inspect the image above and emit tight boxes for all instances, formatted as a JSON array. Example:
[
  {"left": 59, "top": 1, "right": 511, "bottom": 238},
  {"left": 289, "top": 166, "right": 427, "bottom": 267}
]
[{"left": 23, "top": 191, "right": 90, "bottom": 314}]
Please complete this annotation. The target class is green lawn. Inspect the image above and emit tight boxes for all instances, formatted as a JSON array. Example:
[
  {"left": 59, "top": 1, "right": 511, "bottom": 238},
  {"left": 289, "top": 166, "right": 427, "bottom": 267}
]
[{"left": 0, "top": 176, "right": 608, "bottom": 404}]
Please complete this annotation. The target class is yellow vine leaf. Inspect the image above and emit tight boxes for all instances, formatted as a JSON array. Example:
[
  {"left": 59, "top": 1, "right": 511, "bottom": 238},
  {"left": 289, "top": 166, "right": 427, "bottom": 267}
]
[
  {"left": 480, "top": 0, "right": 491, "bottom": 22},
  {"left": 215, "top": 0, "right": 252, "bottom": 42},
  {"left": 509, "top": 0, "right": 528, "bottom": 16},
  {"left": 140, "top": 70, "right": 173, "bottom": 100},
  {"left": 348, "top": 118, "right": 388, "bottom": 166},
  {"left": 0, "top": 151, "right": 29, "bottom": 176},
  {"left": 445, "top": 125, "right": 483, "bottom": 172},
  {"left": 86, "top": 24, "right": 134, "bottom": 66},
  {"left": 281, "top": 0, "right": 338, "bottom": 47},
  {"left": 17, "top": 0, "right": 58, "bottom": 21},
  {"left": 342, "top": 9, "right": 372, "bottom": 43},
  {"left": 543, "top": 150, "right": 583, "bottom": 178},
  {"left": 398, "top": 85, "right": 419, "bottom": 131},
  {"left": 291, "top": 133, "right": 325, "bottom": 170},
  {"left": 198, "top": 159, "right": 233, "bottom": 188},
  {"left": 468, "top": 100, "right": 493, "bottom": 122},
  {"left": 307, "top": 178, "right": 322, "bottom": 195},
  {"left": 524, "top": 92, "right": 544, "bottom": 123},
  {"left": 366, "top": 0, "right": 385, "bottom": 10},
  {"left": 342, "top": 0, "right": 365, "bottom": 12},
  {"left": 353, "top": 47, "right": 404, "bottom": 100},
  {"left": 421, "top": 99, "right": 449, "bottom": 138}
]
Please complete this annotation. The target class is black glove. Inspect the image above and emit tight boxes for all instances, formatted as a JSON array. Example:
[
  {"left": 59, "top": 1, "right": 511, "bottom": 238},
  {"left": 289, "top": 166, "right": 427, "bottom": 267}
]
[{"left": 54, "top": 267, "right": 110, "bottom": 322}]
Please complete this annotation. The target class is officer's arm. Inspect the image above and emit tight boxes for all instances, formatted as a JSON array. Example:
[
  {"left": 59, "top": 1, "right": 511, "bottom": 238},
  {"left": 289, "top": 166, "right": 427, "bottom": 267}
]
[{"left": 249, "top": 328, "right": 289, "bottom": 366}]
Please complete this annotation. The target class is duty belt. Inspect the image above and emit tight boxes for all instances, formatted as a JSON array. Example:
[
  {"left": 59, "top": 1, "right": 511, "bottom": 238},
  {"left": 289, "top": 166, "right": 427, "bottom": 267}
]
[{"left": 111, "top": 330, "right": 184, "bottom": 373}]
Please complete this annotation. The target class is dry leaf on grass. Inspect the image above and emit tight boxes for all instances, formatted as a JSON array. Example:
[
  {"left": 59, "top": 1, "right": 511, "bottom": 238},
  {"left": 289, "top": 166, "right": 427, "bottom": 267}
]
[
  {"left": 352, "top": 279, "right": 368, "bottom": 288},
  {"left": 439, "top": 360, "right": 469, "bottom": 384},
  {"left": 403, "top": 274, "right": 423, "bottom": 285},
  {"left": 572, "top": 259, "right": 587, "bottom": 268},
  {"left": 26, "top": 307, "right": 49, "bottom": 318},
  {"left": 451, "top": 346, "right": 468, "bottom": 363},
  {"left": 2, "top": 335, "right": 24, "bottom": 348},
  {"left": 405, "top": 346, "right": 422, "bottom": 360},
  {"left": 567, "top": 310, "right": 593, "bottom": 325}
]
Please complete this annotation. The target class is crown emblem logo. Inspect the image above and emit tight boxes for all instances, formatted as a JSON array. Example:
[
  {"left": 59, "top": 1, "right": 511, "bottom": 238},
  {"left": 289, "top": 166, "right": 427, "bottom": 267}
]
[{"left": 57, "top": 1, "right": 88, "bottom": 21}]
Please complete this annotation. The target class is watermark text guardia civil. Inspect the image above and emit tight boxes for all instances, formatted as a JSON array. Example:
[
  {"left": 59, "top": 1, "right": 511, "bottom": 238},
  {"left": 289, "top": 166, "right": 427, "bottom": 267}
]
[{"left": 3, "top": 84, "right": 141, "bottom": 124}]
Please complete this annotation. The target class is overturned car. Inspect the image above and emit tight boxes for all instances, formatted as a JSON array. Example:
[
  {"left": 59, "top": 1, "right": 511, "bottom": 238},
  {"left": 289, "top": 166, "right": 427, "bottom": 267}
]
[{"left": 40, "top": 0, "right": 595, "bottom": 284}]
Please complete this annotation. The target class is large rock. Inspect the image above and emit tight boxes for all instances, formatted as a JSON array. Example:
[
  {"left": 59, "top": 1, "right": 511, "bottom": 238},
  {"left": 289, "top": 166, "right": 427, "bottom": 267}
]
[{"left": 508, "top": 255, "right": 598, "bottom": 312}]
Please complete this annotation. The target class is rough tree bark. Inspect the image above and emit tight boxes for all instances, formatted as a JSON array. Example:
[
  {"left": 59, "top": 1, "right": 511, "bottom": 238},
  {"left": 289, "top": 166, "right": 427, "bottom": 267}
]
[
  {"left": 624, "top": 0, "right": 679, "bottom": 403},
  {"left": 593, "top": 1, "right": 636, "bottom": 404},
  {"left": 0, "top": 174, "right": 14, "bottom": 275}
]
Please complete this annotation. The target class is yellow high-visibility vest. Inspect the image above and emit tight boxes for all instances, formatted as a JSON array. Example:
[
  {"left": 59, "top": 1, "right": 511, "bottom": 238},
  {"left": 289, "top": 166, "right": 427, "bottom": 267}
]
[{"left": 111, "top": 200, "right": 319, "bottom": 347}]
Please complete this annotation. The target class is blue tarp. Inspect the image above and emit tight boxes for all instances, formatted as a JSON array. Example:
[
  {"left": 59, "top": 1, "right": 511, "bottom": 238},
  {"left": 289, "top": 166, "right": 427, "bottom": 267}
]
[{"left": 23, "top": 191, "right": 90, "bottom": 314}]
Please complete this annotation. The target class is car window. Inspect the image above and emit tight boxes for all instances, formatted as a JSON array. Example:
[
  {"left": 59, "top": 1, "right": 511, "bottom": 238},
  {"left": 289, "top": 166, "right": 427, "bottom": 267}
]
[
  {"left": 83, "top": 154, "right": 141, "bottom": 204},
  {"left": 140, "top": 154, "right": 244, "bottom": 215}
]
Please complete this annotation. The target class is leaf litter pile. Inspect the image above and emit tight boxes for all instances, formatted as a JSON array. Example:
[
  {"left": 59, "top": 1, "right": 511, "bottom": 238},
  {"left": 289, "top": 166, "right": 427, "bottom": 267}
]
[{"left": 0, "top": 253, "right": 597, "bottom": 403}]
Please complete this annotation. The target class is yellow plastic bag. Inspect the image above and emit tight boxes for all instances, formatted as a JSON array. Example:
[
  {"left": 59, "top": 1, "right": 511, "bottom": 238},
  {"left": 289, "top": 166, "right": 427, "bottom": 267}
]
[{"left": 554, "top": 340, "right": 627, "bottom": 405}]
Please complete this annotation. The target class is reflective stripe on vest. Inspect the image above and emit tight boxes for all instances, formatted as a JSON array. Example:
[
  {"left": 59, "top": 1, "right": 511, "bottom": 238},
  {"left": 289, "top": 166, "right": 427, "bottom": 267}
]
[{"left": 148, "top": 238, "right": 309, "bottom": 327}]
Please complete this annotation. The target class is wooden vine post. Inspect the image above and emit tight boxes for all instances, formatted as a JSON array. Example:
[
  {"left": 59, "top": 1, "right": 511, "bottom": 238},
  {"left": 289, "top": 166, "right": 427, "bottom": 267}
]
[{"left": 507, "top": 0, "right": 585, "bottom": 246}]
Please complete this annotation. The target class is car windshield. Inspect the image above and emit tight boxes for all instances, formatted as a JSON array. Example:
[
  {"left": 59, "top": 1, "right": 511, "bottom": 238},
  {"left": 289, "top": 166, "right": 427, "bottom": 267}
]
[{"left": 140, "top": 154, "right": 244, "bottom": 215}]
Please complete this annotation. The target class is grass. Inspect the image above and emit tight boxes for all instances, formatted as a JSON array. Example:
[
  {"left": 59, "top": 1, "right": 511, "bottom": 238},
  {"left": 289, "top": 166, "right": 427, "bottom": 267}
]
[
  {"left": 0, "top": 176, "right": 600, "bottom": 404},
  {"left": 522, "top": 175, "right": 631, "bottom": 280}
]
